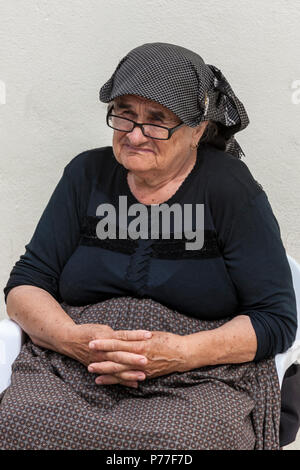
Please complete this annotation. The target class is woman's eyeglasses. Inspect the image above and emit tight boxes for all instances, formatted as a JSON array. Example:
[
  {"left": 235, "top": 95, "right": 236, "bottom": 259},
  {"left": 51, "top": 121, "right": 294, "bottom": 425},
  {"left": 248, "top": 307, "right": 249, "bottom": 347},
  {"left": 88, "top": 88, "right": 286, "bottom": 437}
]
[{"left": 106, "top": 113, "right": 185, "bottom": 140}]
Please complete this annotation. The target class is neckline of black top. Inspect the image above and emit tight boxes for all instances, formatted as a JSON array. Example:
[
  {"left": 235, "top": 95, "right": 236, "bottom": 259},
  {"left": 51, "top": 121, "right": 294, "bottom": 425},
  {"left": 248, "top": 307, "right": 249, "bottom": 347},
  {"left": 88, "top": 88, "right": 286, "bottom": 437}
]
[{"left": 118, "top": 142, "right": 207, "bottom": 208}]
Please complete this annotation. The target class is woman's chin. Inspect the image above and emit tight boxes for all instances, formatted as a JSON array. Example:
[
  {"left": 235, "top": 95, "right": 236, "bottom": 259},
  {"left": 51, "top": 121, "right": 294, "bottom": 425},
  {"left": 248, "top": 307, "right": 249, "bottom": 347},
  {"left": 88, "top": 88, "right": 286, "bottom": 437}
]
[{"left": 120, "top": 154, "right": 156, "bottom": 172}]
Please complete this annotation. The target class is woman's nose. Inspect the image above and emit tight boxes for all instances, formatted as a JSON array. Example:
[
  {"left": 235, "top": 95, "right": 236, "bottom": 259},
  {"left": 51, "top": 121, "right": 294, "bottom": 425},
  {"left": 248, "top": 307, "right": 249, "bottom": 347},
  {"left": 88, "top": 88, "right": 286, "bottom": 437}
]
[{"left": 126, "top": 125, "right": 149, "bottom": 145}]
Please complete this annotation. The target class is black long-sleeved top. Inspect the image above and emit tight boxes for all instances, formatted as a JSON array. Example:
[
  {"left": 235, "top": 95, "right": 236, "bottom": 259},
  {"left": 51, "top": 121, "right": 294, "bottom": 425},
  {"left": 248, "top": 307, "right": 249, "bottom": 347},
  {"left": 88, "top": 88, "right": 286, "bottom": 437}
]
[{"left": 3, "top": 142, "right": 297, "bottom": 361}]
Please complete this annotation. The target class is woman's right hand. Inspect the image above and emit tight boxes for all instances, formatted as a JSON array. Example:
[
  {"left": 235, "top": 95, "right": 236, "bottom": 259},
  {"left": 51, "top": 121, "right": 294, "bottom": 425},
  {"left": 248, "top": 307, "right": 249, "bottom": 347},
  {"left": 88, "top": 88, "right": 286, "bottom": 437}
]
[{"left": 63, "top": 323, "right": 151, "bottom": 388}]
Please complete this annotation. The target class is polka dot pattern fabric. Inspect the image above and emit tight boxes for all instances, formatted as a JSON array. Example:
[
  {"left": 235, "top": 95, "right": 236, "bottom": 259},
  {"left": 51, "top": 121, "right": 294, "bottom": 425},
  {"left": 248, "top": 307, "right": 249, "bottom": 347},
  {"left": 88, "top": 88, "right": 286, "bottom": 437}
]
[
  {"left": 99, "top": 42, "right": 250, "bottom": 159},
  {"left": 0, "top": 297, "right": 280, "bottom": 450}
]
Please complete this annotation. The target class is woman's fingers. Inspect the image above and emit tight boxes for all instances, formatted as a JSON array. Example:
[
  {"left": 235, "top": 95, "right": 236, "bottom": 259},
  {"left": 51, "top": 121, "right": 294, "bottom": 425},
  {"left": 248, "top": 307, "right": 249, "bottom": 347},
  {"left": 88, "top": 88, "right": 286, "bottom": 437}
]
[
  {"left": 89, "top": 342, "right": 148, "bottom": 368},
  {"left": 88, "top": 359, "right": 146, "bottom": 384},
  {"left": 113, "top": 329, "right": 152, "bottom": 341},
  {"left": 117, "top": 370, "right": 146, "bottom": 381},
  {"left": 87, "top": 330, "right": 151, "bottom": 386},
  {"left": 95, "top": 375, "right": 139, "bottom": 388},
  {"left": 88, "top": 360, "right": 127, "bottom": 374},
  {"left": 100, "top": 350, "right": 148, "bottom": 366},
  {"left": 96, "top": 370, "right": 146, "bottom": 383},
  {"left": 89, "top": 350, "right": 148, "bottom": 366},
  {"left": 88, "top": 332, "right": 152, "bottom": 365},
  {"left": 88, "top": 359, "right": 147, "bottom": 375},
  {"left": 89, "top": 338, "right": 146, "bottom": 354}
]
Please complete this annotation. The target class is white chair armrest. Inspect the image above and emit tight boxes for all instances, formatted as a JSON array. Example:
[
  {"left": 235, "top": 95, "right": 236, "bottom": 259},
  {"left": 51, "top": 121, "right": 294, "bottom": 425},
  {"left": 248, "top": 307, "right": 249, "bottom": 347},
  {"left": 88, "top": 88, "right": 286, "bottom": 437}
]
[
  {"left": 0, "top": 318, "right": 24, "bottom": 394},
  {"left": 275, "top": 341, "right": 300, "bottom": 388},
  {"left": 275, "top": 255, "right": 300, "bottom": 388}
]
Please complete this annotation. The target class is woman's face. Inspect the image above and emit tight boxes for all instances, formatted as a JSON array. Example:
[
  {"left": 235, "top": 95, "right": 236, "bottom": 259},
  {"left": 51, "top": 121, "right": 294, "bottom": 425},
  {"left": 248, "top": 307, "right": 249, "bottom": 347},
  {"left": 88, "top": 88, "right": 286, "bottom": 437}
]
[{"left": 111, "top": 94, "right": 208, "bottom": 177}]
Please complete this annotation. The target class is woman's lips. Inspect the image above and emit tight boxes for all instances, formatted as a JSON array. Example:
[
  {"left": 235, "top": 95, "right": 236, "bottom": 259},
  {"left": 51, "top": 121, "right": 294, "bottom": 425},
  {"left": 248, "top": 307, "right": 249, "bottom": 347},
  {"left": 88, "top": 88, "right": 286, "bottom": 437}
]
[{"left": 125, "top": 145, "right": 154, "bottom": 154}]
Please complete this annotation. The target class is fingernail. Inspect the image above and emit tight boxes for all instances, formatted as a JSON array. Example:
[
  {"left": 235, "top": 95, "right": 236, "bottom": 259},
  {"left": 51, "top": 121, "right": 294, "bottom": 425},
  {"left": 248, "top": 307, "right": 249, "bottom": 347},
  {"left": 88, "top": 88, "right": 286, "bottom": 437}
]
[
  {"left": 140, "top": 357, "right": 147, "bottom": 364},
  {"left": 144, "top": 332, "right": 152, "bottom": 338},
  {"left": 88, "top": 365, "right": 94, "bottom": 372},
  {"left": 89, "top": 342, "right": 95, "bottom": 349}
]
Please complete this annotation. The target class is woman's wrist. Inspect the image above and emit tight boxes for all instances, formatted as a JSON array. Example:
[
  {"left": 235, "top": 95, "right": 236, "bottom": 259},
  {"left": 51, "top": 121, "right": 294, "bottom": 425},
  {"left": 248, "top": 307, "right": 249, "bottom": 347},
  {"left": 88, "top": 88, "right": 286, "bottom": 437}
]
[
  {"left": 181, "top": 330, "right": 220, "bottom": 371},
  {"left": 46, "top": 321, "right": 77, "bottom": 358},
  {"left": 60, "top": 323, "right": 117, "bottom": 365},
  {"left": 58, "top": 323, "right": 94, "bottom": 364},
  {"left": 180, "top": 315, "right": 257, "bottom": 371}
]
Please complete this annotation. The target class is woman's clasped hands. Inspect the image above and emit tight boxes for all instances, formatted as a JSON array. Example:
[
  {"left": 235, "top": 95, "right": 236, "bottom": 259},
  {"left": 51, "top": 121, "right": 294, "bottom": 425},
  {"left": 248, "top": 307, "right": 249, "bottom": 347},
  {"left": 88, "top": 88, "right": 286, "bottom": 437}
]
[{"left": 87, "top": 329, "right": 189, "bottom": 388}]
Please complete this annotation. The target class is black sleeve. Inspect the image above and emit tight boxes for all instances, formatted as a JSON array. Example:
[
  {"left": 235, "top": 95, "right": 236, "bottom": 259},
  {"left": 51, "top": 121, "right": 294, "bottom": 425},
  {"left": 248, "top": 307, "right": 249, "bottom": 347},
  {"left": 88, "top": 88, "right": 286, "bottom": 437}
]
[
  {"left": 223, "top": 190, "right": 297, "bottom": 360},
  {"left": 3, "top": 152, "right": 90, "bottom": 303},
  {"left": 208, "top": 156, "right": 297, "bottom": 361}
]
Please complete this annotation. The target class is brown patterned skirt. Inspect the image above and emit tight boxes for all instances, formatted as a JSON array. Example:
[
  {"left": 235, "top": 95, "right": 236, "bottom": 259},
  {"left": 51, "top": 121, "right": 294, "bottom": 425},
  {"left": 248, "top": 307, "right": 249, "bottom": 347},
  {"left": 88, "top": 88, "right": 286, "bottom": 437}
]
[{"left": 0, "top": 296, "right": 281, "bottom": 450}]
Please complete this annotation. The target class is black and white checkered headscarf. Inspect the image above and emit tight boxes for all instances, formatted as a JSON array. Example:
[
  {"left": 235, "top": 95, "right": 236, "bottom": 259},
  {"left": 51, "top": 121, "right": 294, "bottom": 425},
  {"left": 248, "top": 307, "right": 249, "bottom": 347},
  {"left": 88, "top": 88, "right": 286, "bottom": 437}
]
[{"left": 99, "top": 42, "right": 249, "bottom": 159}]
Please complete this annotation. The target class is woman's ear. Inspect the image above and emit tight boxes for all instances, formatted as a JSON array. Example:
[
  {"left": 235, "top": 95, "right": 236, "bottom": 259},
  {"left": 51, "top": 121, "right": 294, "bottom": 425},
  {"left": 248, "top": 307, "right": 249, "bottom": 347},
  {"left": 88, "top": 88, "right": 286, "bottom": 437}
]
[{"left": 193, "top": 121, "right": 209, "bottom": 143}]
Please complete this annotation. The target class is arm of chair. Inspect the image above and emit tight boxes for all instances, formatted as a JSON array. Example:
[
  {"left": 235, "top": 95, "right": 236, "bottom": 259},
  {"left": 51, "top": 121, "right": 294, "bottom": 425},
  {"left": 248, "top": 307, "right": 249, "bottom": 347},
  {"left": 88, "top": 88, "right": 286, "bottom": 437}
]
[
  {"left": 0, "top": 318, "right": 25, "bottom": 394},
  {"left": 275, "top": 341, "right": 300, "bottom": 388},
  {"left": 275, "top": 254, "right": 300, "bottom": 388}
]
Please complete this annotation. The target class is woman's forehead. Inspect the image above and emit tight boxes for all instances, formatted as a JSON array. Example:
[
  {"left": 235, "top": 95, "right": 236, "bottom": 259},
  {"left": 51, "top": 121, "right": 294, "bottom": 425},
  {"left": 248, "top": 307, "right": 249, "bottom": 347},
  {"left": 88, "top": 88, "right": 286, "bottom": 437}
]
[{"left": 114, "top": 94, "right": 177, "bottom": 119}]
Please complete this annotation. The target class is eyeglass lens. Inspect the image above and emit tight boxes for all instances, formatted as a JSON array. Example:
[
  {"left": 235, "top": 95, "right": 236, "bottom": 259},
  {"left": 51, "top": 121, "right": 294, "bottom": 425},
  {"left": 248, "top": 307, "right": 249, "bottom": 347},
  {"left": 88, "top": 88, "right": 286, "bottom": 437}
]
[{"left": 108, "top": 115, "right": 169, "bottom": 139}]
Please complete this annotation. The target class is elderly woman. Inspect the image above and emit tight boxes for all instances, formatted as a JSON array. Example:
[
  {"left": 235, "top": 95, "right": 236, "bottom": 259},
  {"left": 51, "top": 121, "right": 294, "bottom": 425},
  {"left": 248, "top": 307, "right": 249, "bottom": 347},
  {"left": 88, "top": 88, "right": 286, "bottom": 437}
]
[{"left": 0, "top": 42, "right": 298, "bottom": 450}]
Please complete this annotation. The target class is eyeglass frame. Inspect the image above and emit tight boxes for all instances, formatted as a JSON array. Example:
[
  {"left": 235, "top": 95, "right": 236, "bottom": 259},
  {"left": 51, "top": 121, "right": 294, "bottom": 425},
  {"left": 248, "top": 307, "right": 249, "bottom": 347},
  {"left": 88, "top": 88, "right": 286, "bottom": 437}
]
[{"left": 106, "top": 109, "right": 185, "bottom": 140}]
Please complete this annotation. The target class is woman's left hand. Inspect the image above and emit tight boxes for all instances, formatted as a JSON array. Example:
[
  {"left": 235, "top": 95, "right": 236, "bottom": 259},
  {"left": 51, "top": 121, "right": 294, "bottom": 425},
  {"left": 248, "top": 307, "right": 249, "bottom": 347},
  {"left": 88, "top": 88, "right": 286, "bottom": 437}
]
[{"left": 87, "top": 331, "right": 188, "bottom": 385}]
